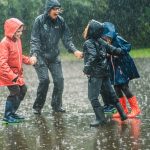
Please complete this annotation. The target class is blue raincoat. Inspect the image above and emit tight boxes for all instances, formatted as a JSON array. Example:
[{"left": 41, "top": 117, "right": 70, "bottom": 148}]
[{"left": 102, "top": 22, "right": 140, "bottom": 85}]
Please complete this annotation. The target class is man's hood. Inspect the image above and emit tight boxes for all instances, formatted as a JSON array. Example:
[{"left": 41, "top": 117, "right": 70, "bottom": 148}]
[
  {"left": 4, "top": 18, "right": 23, "bottom": 39},
  {"left": 87, "top": 19, "right": 104, "bottom": 39},
  {"left": 44, "top": 0, "right": 61, "bottom": 14}
]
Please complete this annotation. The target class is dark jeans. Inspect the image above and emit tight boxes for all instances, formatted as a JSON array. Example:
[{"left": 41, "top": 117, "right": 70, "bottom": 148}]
[
  {"left": 33, "top": 58, "right": 64, "bottom": 111},
  {"left": 6, "top": 84, "right": 27, "bottom": 114},
  {"left": 7, "top": 84, "right": 27, "bottom": 100},
  {"left": 88, "top": 77, "right": 118, "bottom": 107}
]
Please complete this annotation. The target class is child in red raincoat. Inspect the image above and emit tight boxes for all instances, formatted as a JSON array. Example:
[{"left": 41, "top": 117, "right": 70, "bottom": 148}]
[{"left": 0, "top": 18, "right": 37, "bottom": 123}]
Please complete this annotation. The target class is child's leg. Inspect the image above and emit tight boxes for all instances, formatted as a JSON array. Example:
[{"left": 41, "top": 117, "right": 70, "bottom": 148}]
[
  {"left": 88, "top": 77, "right": 106, "bottom": 127},
  {"left": 13, "top": 85, "right": 27, "bottom": 113},
  {"left": 3, "top": 85, "right": 21, "bottom": 123},
  {"left": 101, "top": 88, "right": 110, "bottom": 105},
  {"left": 120, "top": 83, "right": 133, "bottom": 99},
  {"left": 121, "top": 83, "right": 141, "bottom": 118},
  {"left": 19, "top": 85, "right": 27, "bottom": 100},
  {"left": 12, "top": 85, "right": 27, "bottom": 119},
  {"left": 102, "top": 78, "right": 127, "bottom": 121},
  {"left": 101, "top": 89, "right": 117, "bottom": 114},
  {"left": 113, "top": 85, "right": 129, "bottom": 117},
  {"left": 114, "top": 84, "right": 124, "bottom": 98}
]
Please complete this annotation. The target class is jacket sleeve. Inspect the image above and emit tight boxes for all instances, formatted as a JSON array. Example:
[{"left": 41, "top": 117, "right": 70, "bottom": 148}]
[
  {"left": 115, "top": 35, "right": 131, "bottom": 52},
  {"left": 0, "top": 43, "right": 18, "bottom": 81},
  {"left": 61, "top": 21, "right": 77, "bottom": 53},
  {"left": 30, "top": 17, "right": 42, "bottom": 56},
  {"left": 22, "top": 55, "right": 31, "bottom": 65},
  {"left": 83, "top": 40, "right": 97, "bottom": 74},
  {"left": 97, "top": 38, "right": 125, "bottom": 56}
]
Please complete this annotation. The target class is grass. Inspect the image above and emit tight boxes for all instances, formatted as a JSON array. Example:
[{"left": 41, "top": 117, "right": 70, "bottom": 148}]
[
  {"left": 60, "top": 48, "right": 150, "bottom": 61},
  {"left": 24, "top": 48, "right": 150, "bottom": 61},
  {"left": 60, "top": 52, "right": 80, "bottom": 61},
  {"left": 130, "top": 48, "right": 150, "bottom": 58}
]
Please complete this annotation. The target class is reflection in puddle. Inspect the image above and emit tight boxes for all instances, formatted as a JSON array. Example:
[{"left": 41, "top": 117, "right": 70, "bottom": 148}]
[
  {"left": 3, "top": 125, "right": 29, "bottom": 150},
  {"left": 33, "top": 114, "right": 68, "bottom": 150},
  {"left": 0, "top": 59, "right": 150, "bottom": 149},
  {"left": 93, "top": 118, "right": 141, "bottom": 150}
]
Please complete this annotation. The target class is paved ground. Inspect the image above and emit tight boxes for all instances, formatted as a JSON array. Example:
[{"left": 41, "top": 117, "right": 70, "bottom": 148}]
[{"left": 0, "top": 58, "right": 149, "bottom": 150}]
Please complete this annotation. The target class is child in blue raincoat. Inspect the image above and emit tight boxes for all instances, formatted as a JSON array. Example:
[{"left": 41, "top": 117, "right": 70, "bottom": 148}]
[{"left": 101, "top": 22, "right": 141, "bottom": 118}]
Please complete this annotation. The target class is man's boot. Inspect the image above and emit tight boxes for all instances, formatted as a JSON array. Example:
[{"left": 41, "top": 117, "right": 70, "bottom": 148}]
[
  {"left": 114, "top": 102, "right": 128, "bottom": 121},
  {"left": 127, "top": 96, "right": 141, "bottom": 118},
  {"left": 113, "top": 96, "right": 129, "bottom": 118}
]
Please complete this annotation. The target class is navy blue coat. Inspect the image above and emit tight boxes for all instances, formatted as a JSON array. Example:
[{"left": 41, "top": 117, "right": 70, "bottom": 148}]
[{"left": 102, "top": 22, "right": 140, "bottom": 85}]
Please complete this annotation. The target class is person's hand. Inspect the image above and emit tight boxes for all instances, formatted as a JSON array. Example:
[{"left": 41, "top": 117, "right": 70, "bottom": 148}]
[
  {"left": 74, "top": 50, "right": 83, "bottom": 59},
  {"left": 30, "top": 56, "right": 37, "bottom": 65}
]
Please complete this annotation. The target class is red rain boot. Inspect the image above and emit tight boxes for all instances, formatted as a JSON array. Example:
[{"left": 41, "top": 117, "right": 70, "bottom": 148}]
[
  {"left": 113, "top": 96, "right": 129, "bottom": 118},
  {"left": 127, "top": 96, "right": 141, "bottom": 118}
]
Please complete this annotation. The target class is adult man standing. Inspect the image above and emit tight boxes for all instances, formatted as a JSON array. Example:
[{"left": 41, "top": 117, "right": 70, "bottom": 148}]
[{"left": 30, "top": 0, "right": 83, "bottom": 114}]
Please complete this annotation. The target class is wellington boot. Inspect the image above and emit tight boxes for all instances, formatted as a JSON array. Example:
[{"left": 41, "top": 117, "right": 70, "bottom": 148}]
[
  {"left": 113, "top": 96, "right": 128, "bottom": 118},
  {"left": 90, "top": 107, "right": 107, "bottom": 127},
  {"left": 114, "top": 102, "right": 127, "bottom": 121},
  {"left": 3, "top": 115, "right": 20, "bottom": 123},
  {"left": 90, "top": 119, "right": 106, "bottom": 127},
  {"left": 12, "top": 114, "right": 25, "bottom": 120},
  {"left": 33, "top": 108, "right": 41, "bottom": 115},
  {"left": 127, "top": 96, "right": 141, "bottom": 118},
  {"left": 103, "top": 105, "right": 117, "bottom": 114},
  {"left": 112, "top": 112, "right": 121, "bottom": 118},
  {"left": 53, "top": 107, "right": 66, "bottom": 113}
]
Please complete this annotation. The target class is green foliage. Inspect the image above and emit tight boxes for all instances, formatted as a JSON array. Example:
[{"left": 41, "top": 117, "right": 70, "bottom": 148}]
[
  {"left": 61, "top": 0, "right": 108, "bottom": 47},
  {"left": 0, "top": 0, "right": 150, "bottom": 51},
  {"left": 0, "top": 0, "right": 44, "bottom": 51},
  {"left": 59, "top": 48, "right": 150, "bottom": 61},
  {"left": 104, "top": 0, "right": 150, "bottom": 48}
]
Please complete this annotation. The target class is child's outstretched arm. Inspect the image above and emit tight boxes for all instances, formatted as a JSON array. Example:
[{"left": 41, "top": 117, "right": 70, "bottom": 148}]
[
  {"left": 22, "top": 55, "right": 37, "bottom": 65},
  {"left": 97, "top": 38, "right": 125, "bottom": 56}
]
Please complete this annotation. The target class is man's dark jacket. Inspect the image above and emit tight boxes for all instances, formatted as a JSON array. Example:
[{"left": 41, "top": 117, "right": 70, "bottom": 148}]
[{"left": 30, "top": 0, "right": 77, "bottom": 63}]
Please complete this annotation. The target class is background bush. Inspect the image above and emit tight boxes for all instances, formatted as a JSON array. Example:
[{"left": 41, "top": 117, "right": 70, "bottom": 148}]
[{"left": 0, "top": 0, "right": 150, "bottom": 52}]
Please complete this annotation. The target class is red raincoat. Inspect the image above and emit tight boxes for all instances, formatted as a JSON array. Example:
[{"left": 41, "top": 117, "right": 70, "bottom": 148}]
[{"left": 0, "top": 18, "right": 32, "bottom": 86}]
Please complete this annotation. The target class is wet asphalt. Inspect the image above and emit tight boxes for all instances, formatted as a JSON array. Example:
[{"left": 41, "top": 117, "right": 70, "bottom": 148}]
[{"left": 0, "top": 58, "right": 149, "bottom": 150}]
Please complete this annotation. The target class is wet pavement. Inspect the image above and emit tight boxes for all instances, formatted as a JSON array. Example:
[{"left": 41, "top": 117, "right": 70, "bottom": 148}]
[{"left": 0, "top": 58, "right": 150, "bottom": 150}]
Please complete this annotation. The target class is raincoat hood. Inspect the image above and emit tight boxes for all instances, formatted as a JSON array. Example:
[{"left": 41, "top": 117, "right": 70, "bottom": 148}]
[
  {"left": 4, "top": 18, "right": 23, "bottom": 39},
  {"left": 45, "top": 0, "right": 61, "bottom": 14},
  {"left": 102, "top": 22, "right": 117, "bottom": 39},
  {"left": 87, "top": 19, "right": 104, "bottom": 39}
]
